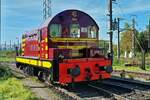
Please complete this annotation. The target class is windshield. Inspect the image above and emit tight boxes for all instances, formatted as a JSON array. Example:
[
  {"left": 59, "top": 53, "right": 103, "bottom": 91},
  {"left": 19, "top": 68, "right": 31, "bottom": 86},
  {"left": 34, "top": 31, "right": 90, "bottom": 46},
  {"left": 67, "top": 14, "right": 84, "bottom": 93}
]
[{"left": 49, "top": 24, "right": 98, "bottom": 39}]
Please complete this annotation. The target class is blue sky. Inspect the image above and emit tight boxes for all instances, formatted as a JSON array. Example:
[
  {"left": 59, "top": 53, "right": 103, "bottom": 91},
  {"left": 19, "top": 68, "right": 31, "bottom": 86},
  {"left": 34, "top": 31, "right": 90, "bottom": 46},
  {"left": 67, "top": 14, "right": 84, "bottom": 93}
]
[{"left": 1, "top": 0, "right": 150, "bottom": 44}]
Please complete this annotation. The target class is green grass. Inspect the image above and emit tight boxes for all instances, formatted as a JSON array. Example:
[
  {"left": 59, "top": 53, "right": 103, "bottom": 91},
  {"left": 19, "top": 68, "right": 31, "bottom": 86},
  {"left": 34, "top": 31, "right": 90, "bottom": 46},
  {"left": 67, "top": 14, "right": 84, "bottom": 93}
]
[
  {"left": 0, "top": 51, "right": 16, "bottom": 62},
  {"left": 113, "top": 65, "right": 150, "bottom": 71},
  {"left": 0, "top": 78, "right": 41, "bottom": 100},
  {"left": 0, "top": 65, "right": 41, "bottom": 100},
  {"left": 113, "top": 56, "right": 150, "bottom": 73},
  {"left": 0, "top": 66, "right": 13, "bottom": 80}
]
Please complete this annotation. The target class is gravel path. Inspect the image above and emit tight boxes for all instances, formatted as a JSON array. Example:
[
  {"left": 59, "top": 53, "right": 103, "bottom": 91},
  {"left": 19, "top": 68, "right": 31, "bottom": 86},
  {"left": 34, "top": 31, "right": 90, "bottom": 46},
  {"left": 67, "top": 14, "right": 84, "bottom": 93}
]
[{"left": 23, "top": 78, "right": 63, "bottom": 100}]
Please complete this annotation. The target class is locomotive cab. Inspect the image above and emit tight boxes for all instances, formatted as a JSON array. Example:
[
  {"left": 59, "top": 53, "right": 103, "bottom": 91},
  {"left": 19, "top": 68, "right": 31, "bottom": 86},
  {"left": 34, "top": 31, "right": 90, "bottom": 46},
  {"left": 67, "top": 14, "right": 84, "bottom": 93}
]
[{"left": 45, "top": 10, "right": 112, "bottom": 83}]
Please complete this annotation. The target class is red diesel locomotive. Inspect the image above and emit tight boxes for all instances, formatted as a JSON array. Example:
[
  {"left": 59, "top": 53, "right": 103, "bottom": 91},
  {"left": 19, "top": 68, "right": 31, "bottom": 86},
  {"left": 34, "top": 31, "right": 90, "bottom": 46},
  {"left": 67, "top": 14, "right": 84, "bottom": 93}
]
[{"left": 16, "top": 9, "right": 113, "bottom": 84}]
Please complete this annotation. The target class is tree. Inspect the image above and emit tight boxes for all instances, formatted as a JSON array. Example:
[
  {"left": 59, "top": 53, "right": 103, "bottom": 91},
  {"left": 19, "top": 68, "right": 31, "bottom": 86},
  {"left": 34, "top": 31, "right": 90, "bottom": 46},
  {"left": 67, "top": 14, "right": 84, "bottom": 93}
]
[
  {"left": 121, "top": 22, "right": 139, "bottom": 53},
  {"left": 120, "top": 23, "right": 133, "bottom": 52},
  {"left": 136, "top": 30, "right": 149, "bottom": 52}
]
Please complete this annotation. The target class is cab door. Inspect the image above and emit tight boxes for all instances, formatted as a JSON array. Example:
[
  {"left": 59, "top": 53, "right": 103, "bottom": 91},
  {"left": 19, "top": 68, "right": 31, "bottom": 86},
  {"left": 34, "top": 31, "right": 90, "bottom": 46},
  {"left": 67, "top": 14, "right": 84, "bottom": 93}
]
[{"left": 40, "top": 27, "right": 49, "bottom": 59}]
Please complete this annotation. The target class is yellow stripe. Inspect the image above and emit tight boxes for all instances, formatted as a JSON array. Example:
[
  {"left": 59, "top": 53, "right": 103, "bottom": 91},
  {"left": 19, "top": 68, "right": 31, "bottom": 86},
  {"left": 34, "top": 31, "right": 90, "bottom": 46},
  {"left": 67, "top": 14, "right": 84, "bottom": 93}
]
[
  {"left": 22, "top": 44, "right": 25, "bottom": 47},
  {"left": 42, "top": 61, "right": 52, "bottom": 68},
  {"left": 22, "top": 44, "right": 25, "bottom": 48},
  {"left": 45, "top": 46, "right": 48, "bottom": 50},
  {"left": 51, "top": 38, "right": 97, "bottom": 42},
  {"left": 58, "top": 45, "right": 90, "bottom": 50},
  {"left": 38, "top": 61, "right": 41, "bottom": 66},
  {"left": 45, "top": 54, "right": 48, "bottom": 58},
  {"left": 22, "top": 39, "right": 26, "bottom": 42},
  {"left": 16, "top": 57, "right": 52, "bottom": 69},
  {"left": 26, "top": 59, "right": 30, "bottom": 63},
  {"left": 30, "top": 59, "right": 37, "bottom": 65},
  {"left": 45, "top": 38, "right": 48, "bottom": 42}
]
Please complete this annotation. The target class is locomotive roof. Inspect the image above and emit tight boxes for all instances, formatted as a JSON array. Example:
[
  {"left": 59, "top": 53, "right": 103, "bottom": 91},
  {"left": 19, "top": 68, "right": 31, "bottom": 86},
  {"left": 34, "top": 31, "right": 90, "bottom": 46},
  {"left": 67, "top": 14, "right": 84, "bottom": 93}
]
[{"left": 39, "top": 9, "right": 99, "bottom": 29}]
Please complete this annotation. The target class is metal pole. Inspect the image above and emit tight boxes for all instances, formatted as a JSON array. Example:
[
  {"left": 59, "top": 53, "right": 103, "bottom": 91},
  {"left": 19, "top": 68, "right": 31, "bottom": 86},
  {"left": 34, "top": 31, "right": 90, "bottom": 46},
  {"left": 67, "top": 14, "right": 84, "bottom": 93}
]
[
  {"left": 0, "top": 33, "right": 2, "bottom": 51},
  {"left": 142, "top": 50, "right": 145, "bottom": 70},
  {"left": 43, "top": 0, "right": 46, "bottom": 20},
  {"left": 14, "top": 42, "right": 16, "bottom": 51},
  {"left": 18, "top": 38, "right": 19, "bottom": 49},
  {"left": 148, "top": 17, "right": 150, "bottom": 49},
  {"left": 117, "top": 18, "right": 120, "bottom": 61},
  {"left": 5, "top": 41, "right": 6, "bottom": 50},
  {"left": 108, "top": 0, "right": 113, "bottom": 55},
  {"left": 43, "top": 0, "right": 52, "bottom": 20},
  {"left": 0, "top": 0, "right": 1, "bottom": 51},
  {"left": 132, "top": 18, "right": 135, "bottom": 57},
  {"left": 10, "top": 40, "right": 11, "bottom": 50},
  {"left": 134, "top": 33, "right": 145, "bottom": 70}
]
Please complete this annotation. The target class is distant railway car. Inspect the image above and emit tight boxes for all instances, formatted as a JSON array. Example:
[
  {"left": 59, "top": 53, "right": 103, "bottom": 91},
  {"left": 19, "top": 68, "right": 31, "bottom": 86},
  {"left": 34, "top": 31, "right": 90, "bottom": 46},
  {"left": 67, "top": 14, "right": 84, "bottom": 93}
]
[{"left": 16, "top": 9, "right": 113, "bottom": 84}]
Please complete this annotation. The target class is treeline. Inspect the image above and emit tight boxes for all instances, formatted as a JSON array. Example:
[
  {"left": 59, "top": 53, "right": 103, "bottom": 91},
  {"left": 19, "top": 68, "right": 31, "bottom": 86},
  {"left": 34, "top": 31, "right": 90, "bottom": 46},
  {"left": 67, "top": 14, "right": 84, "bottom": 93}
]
[
  {"left": 120, "top": 22, "right": 149, "bottom": 53},
  {"left": 99, "top": 22, "right": 149, "bottom": 56}
]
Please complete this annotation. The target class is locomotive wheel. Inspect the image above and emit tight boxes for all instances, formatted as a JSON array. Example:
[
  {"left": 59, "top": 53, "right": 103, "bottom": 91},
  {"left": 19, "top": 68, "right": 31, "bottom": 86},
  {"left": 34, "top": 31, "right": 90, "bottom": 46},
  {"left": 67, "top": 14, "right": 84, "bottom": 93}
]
[
  {"left": 16, "top": 63, "right": 20, "bottom": 68},
  {"left": 33, "top": 68, "right": 39, "bottom": 76},
  {"left": 23, "top": 65, "right": 34, "bottom": 76},
  {"left": 23, "top": 66, "right": 28, "bottom": 75},
  {"left": 37, "top": 71, "right": 50, "bottom": 82},
  {"left": 38, "top": 71, "right": 44, "bottom": 81},
  {"left": 49, "top": 75, "right": 54, "bottom": 84},
  {"left": 28, "top": 66, "right": 34, "bottom": 76},
  {"left": 44, "top": 73, "right": 53, "bottom": 84},
  {"left": 19, "top": 64, "right": 24, "bottom": 70},
  {"left": 42, "top": 72, "right": 47, "bottom": 81}
]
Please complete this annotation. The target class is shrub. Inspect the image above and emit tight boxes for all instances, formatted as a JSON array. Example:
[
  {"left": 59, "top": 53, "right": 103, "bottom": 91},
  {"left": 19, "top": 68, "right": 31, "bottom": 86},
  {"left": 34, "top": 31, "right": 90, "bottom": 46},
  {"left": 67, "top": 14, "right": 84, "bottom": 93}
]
[{"left": 0, "top": 66, "right": 13, "bottom": 80}]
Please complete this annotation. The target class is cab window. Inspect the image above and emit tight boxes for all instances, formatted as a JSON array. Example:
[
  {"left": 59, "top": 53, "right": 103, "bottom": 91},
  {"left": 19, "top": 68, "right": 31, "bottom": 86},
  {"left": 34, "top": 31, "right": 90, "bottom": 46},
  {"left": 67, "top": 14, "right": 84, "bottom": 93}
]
[
  {"left": 50, "top": 24, "right": 61, "bottom": 37},
  {"left": 70, "top": 24, "right": 80, "bottom": 38},
  {"left": 88, "top": 26, "right": 97, "bottom": 38}
]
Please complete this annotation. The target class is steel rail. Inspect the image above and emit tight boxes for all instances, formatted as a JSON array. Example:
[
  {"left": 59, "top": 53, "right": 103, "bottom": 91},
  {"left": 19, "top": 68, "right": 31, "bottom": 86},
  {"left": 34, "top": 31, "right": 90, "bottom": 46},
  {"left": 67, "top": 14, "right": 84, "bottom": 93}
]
[
  {"left": 113, "top": 70, "right": 150, "bottom": 77},
  {"left": 110, "top": 77, "right": 150, "bottom": 87},
  {"left": 100, "top": 81, "right": 135, "bottom": 92},
  {"left": 88, "top": 84, "right": 128, "bottom": 100}
]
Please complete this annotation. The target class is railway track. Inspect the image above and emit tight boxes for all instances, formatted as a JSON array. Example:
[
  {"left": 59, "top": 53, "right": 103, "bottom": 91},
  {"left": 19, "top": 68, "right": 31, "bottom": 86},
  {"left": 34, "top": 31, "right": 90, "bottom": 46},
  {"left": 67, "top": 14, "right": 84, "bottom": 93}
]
[
  {"left": 113, "top": 70, "right": 150, "bottom": 76},
  {"left": 109, "top": 77, "right": 150, "bottom": 88},
  {"left": 88, "top": 84, "right": 128, "bottom": 100},
  {"left": 113, "top": 70, "right": 150, "bottom": 80},
  {"left": 107, "top": 77, "right": 150, "bottom": 90},
  {"left": 46, "top": 76, "right": 149, "bottom": 100},
  {"left": 88, "top": 77, "right": 150, "bottom": 100},
  {"left": 1, "top": 62, "right": 150, "bottom": 100},
  {"left": 100, "top": 77, "right": 150, "bottom": 100}
]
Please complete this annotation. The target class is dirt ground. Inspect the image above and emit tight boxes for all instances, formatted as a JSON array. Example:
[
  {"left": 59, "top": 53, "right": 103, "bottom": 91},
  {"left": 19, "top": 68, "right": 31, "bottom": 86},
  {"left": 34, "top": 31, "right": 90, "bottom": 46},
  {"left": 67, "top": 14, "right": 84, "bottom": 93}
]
[{"left": 23, "top": 78, "right": 64, "bottom": 100}]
